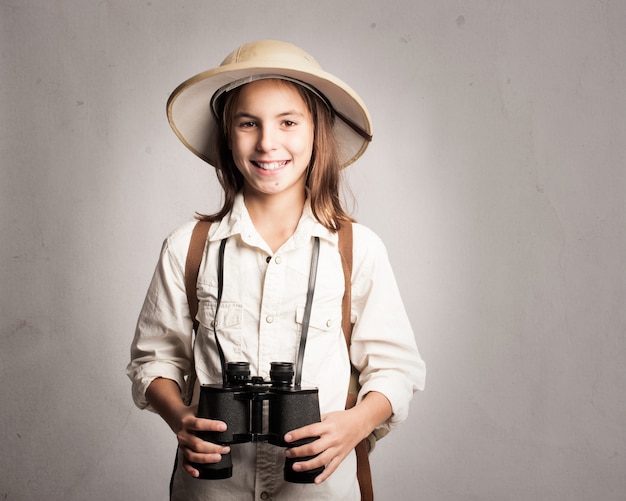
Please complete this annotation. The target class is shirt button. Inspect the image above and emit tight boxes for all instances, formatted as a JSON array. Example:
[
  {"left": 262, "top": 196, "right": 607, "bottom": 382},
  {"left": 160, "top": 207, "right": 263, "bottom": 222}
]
[
  {"left": 266, "top": 315, "right": 274, "bottom": 324},
  {"left": 274, "top": 256, "right": 282, "bottom": 264},
  {"left": 326, "top": 319, "right": 333, "bottom": 328},
  {"left": 260, "top": 492, "right": 270, "bottom": 500}
]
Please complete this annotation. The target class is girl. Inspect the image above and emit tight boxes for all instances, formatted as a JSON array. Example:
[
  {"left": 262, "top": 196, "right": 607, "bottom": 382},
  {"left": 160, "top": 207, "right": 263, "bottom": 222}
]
[{"left": 127, "top": 40, "right": 426, "bottom": 501}]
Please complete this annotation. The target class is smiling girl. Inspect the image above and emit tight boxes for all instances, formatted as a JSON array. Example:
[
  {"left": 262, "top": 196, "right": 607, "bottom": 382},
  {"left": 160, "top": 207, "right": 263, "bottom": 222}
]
[{"left": 127, "top": 40, "right": 426, "bottom": 501}]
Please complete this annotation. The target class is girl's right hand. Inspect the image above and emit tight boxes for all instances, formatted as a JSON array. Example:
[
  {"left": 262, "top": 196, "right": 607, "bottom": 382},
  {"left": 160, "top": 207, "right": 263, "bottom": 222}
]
[
  {"left": 176, "top": 412, "right": 231, "bottom": 478},
  {"left": 144, "top": 378, "right": 231, "bottom": 478}
]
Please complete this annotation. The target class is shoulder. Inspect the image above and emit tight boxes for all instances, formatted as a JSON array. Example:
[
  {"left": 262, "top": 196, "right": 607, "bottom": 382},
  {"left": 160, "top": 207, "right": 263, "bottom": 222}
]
[
  {"left": 349, "top": 222, "right": 390, "bottom": 269},
  {"left": 351, "top": 222, "right": 387, "bottom": 255},
  {"left": 161, "top": 219, "right": 200, "bottom": 260}
]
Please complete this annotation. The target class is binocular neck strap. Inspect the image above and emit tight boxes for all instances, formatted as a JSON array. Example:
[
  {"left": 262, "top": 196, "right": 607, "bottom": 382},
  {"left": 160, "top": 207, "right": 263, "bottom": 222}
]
[
  {"left": 294, "top": 236, "right": 320, "bottom": 388},
  {"left": 213, "top": 237, "right": 321, "bottom": 388},
  {"left": 214, "top": 238, "right": 229, "bottom": 385}
]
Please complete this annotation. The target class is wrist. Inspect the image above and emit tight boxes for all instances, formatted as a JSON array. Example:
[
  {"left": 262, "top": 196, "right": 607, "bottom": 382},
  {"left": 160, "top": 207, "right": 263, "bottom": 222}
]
[
  {"left": 353, "top": 391, "right": 392, "bottom": 437},
  {"left": 145, "top": 377, "right": 190, "bottom": 434}
]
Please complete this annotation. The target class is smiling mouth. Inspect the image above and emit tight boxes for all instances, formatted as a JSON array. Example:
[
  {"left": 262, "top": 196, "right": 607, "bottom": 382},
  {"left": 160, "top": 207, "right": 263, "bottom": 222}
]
[{"left": 253, "top": 160, "right": 289, "bottom": 171}]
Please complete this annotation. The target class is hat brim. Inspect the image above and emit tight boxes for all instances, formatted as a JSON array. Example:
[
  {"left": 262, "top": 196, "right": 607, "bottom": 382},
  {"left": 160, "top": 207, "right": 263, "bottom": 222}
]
[{"left": 167, "top": 62, "right": 372, "bottom": 169}]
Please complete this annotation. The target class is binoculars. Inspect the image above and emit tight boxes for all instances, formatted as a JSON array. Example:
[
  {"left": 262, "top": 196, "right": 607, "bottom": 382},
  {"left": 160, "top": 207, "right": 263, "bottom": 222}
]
[{"left": 193, "top": 361, "right": 324, "bottom": 483}]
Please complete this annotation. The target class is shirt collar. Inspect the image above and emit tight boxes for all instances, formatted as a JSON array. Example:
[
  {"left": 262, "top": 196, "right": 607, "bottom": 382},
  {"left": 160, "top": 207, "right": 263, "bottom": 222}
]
[{"left": 210, "top": 192, "right": 337, "bottom": 251}]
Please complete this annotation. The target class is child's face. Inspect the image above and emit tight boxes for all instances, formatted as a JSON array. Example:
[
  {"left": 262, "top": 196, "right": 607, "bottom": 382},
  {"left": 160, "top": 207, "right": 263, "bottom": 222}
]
[{"left": 228, "top": 79, "right": 314, "bottom": 201}]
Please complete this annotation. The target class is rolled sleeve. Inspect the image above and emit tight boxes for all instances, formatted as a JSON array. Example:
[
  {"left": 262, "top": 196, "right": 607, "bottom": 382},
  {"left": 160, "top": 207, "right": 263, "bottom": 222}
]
[
  {"left": 349, "top": 225, "right": 426, "bottom": 429},
  {"left": 126, "top": 223, "right": 196, "bottom": 411}
]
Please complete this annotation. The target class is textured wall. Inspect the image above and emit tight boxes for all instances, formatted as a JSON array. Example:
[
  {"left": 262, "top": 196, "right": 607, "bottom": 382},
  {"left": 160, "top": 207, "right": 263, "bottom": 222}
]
[{"left": 1, "top": 1, "right": 625, "bottom": 500}]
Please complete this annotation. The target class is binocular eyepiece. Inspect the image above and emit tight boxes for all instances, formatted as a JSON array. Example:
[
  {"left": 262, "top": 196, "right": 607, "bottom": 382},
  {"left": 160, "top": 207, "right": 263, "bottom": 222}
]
[{"left": 192, "top": 361, "right": 324, "bottom": 483}]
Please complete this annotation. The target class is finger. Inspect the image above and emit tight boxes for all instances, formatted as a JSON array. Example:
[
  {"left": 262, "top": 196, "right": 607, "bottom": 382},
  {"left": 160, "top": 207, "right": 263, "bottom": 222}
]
[
  {"left": 183, "top": 461, "right": 200, "bottom": 478},
  {"left": 285, "top": 438, "right": 323, "bottom": 459},
  {"left": 182, "top": 453, "right": 227, "bottom": 478},
  {"left": 194, "top": 440, "right": 231, "bottom": 455},
  {"left": 177, "top": 425, "right": 231, "bottom": 456},
  {"left": 289, "top": 450, "right": 329, "bottom": 473},
  {"left": 313, "top": 455, "right": 342, "bottom": 484},
  {"left": 284, "top": 422, "right": 323, "bottom": 444},
  {"left": 188, "top": 417, "right": 228, "bottom": 433},
  {"left": 185, "top": 433, "right": 231, "bottom": 455},
  {"left": 183, "top": 447, "right": 226, "bottom": 465}
]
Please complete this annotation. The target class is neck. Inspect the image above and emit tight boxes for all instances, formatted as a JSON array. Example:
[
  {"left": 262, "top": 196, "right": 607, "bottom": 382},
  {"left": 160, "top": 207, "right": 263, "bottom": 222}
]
[{"left": 243, "top": 189, "right": 306, "bottom": 252}]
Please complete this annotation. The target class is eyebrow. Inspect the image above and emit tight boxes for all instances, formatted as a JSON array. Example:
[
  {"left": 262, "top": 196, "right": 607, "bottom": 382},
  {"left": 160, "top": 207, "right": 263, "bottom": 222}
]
[{"left": 233, "top": 110, "right": 307, "bottom": 120}]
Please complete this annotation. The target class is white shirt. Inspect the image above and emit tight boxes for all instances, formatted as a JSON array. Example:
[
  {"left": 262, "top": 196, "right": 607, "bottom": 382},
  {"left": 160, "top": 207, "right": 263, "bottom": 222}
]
[{"left": 127, "top": 194, "right": 426, "bottom": 500}]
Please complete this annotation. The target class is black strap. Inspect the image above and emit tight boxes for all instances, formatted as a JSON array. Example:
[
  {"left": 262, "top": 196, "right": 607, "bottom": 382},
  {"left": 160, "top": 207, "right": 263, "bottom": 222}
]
[
  {"left": 212, "top": 237, "right": 320, "bottom": 387},
  {"left": 294, "top": 237, "right": 320, "bottom": 388},
  {"left": 214, "top": 238, "right": 228, "bottom": 385}
]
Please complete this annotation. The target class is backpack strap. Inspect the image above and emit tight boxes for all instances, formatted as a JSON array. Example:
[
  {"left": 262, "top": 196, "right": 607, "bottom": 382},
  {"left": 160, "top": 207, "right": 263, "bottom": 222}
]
[
  {"left": 338, "top": 222, "right": 374, "bottom": 501},
  {"left": 182, "top": 220, "right": 212, "bottom": 406},
  {"left": 184, "top": 221, "right": 212, "bottom": 334},
  {"left": 338, "top": 222, "right": 353, "bottom": 348}
]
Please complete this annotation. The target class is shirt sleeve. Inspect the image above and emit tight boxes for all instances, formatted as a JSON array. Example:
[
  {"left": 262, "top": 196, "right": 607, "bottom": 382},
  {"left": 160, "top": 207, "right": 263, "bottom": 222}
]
[
  {"left": 126, "top": 224, "right": 196, "bottom": 411},
  {"left": 348, "top": 224, "right": 426, "bottom": 430}
]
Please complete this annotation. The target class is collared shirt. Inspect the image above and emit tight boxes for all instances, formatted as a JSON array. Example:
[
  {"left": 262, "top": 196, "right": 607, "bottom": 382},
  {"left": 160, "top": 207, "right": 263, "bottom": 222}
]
[{"left": 127, "top": 194, "right": 426, "bottom": 500}]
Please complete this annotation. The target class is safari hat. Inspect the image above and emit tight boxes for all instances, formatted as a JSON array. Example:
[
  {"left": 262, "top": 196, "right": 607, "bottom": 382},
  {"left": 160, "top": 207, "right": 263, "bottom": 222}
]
[{"left": 167, "top": 40, "right": 372, "bottom": 168}]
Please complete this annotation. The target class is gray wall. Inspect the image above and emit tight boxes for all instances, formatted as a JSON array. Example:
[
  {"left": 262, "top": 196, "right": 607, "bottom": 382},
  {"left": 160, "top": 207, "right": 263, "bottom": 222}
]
[{"left": 2, "top": 1, "right": 624, "bottom": 500}]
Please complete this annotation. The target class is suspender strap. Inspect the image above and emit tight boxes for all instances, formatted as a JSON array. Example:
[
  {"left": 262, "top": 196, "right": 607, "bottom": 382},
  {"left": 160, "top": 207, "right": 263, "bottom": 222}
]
[
  {"left": 338, "top": 222, "right": 374, "bottom": 501},
  {"left": 173, "top": 220, "right": 213, "bottom": 495},
  {"left": 184, "top": 221, "right": 212, "bottom": 334},
  {"left": 181, "top": 221, "right": 212, "bottom": 408},
  {"left": 338, "top": 222, "right": 353, "bottom": 347}
]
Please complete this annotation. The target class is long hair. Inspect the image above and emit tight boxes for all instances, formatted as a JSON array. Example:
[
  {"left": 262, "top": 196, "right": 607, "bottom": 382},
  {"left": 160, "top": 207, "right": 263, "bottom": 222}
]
[{"left": 197, "top": 79, "right": 354, "bottom": 232}]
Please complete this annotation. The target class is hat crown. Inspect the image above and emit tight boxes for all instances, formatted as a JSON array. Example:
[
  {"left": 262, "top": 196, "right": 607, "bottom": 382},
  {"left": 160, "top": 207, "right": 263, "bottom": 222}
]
[{"left": 221, "top": 40, "right": 323, "bottom": 71}]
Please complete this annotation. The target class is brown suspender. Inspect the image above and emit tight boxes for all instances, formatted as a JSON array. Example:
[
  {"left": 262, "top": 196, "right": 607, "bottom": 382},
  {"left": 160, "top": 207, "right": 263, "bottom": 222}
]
[
  {"left": 184, "top": 221, "right": 374, "bottom": 500},
  {"left": 184, "top": 221, "right": 212, "bottom": 335},
  {"left": 337, "top": 223, "right": 375, "bottom": 501}
]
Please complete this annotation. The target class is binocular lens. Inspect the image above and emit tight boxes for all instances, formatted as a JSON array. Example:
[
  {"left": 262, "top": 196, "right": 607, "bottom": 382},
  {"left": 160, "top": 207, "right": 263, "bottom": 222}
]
[
  {"left": 225, "top": 361, "right": 250, "bottom": 385},
  {"left": 269, "top": 362, "right": 294, "bottom": 386}
]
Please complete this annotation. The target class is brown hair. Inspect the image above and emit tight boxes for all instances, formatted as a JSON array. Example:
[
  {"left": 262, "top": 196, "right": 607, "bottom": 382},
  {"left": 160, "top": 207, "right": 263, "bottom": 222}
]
[{"left": 197, "top": 79, "right": 354, "bottom": 232}]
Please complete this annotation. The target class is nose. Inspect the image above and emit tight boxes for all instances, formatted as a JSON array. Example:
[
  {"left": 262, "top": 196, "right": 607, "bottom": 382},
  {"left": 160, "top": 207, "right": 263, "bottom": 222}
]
[{"left": 256, "top": 125, "right": 277, "bottom": 152}]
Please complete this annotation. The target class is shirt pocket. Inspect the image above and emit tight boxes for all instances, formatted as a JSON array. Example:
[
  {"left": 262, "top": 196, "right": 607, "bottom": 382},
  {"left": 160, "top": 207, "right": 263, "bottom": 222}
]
[
  {"left": 197, "top": 301, "right": 244, "bottom": 355},
  {"left": 295, "top": 305, "right": 342, "bottom": 354},
  {"left": 295, "top": 305, "right": 346, "bottom": 387}
]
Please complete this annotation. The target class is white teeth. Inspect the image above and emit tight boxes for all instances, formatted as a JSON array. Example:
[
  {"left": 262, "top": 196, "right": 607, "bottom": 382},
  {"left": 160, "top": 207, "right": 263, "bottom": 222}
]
[{"left": 256, "top": 161, "right": 286, "bottom": 171}]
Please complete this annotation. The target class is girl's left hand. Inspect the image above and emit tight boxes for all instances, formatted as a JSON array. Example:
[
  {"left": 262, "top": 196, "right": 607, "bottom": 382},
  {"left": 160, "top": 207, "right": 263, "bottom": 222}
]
[
  {"left": 283, "top": 391, "right": 392, "bottom": 484},
  {"left": 284, "top": 408, "right": 361, "bottom": 484}
]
